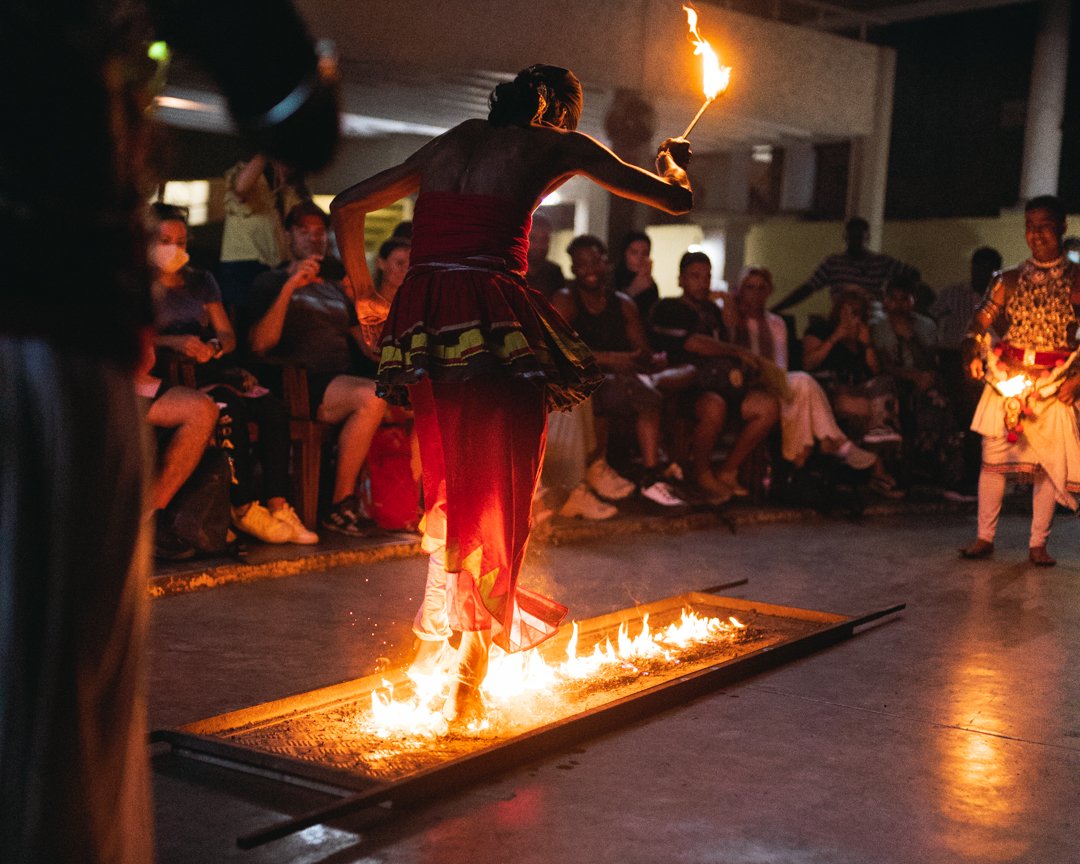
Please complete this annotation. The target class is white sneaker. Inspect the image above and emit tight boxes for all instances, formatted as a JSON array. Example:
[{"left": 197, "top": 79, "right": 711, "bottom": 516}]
[
  {"left": 232, "top": 501, "right": 292, "bottom": 544},
  {"left": 863, "top": 426, "right": 902, "bottom": 444},
  {"left": 640, "top": 480, "right": 686, "bottom": 507},
  {"left": 272, "top": 503, "right": 320, "bottom": 544},
  {"left": 586, "top": 458, "right": 635, "bottom": 501},
  {"left": 559, "top": 483, "right": 617, "bottom": 520}
]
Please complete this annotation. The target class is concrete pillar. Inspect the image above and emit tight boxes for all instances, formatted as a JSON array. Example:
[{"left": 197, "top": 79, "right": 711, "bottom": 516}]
[
  {"left": 721, "top": 216, "right": 754, "bottom": 291},
  {"left": 846, "top": 45, "right": 896, "bottom": 250},
  {"left": 724, "top": 150, "right": 752, "bottom": 215},
  {"left": 780, "top": 141, "right": 816, "bottom": 213},
  {"left": 603, "top": 88, "right": 656, "bottom": 247},
  {"left": 1019, "top": 0, "right": 1071, "bottom": 200}
]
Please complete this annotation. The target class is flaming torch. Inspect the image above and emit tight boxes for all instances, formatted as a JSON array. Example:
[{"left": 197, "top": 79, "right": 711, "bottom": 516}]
[{"left": 680, "top": 4, "right": 732, "bottom": 140}]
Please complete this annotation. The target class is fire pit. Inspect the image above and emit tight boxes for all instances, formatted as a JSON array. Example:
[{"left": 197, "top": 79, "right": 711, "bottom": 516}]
[{"left": 153, "top": 589, "right": 902, "bottom": 848}]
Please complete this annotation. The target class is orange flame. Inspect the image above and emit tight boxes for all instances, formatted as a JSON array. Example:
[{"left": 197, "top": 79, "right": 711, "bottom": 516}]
[
  {"left": 364, "top": 608, "right": 747, "bottom": 740},
  {"left": 683, "top": 4, "right": 731, "bottom": 100},
  {"left": 995, "top": 374, "right": 1031, "bottom": 398}
]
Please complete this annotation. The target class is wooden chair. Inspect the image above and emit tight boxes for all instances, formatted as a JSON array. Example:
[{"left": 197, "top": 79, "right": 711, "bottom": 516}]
[
  {"left": 280, "top": 366, "right": 335, "bottom": 529},
  {"left": 165, "top": 355, "right": 198, "bottom": 388}
]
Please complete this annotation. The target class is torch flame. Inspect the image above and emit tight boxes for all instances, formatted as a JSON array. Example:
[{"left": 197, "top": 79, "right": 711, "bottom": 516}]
[{"left": 683, "top": 4, "right": 731, "bottom": 100}]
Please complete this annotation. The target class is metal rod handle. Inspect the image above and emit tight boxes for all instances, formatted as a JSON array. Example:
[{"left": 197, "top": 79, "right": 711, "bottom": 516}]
[{"left": 680, "top": 98, "right": 714, "bottom": 140}]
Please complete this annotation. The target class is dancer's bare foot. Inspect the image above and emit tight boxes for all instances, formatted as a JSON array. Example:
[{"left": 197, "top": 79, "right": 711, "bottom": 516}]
[
  {"left": 407, "top": 638, "right": 451, "bottom": 682},
  {"left": 443, "top": 629, "right": 491, "bottom": 724}
]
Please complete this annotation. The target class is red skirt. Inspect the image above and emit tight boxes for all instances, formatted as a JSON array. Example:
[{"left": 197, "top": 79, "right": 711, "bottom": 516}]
[
  {"left": 378, "top": 262, "right": 601, "bottom": 413},
  {"left": 410, "top": 375, "right": 567, "bottom": 653}
]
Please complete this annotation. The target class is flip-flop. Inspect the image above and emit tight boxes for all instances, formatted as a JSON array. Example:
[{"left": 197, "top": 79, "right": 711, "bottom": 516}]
[{"left": 869, "top": 475, "right": 904, "bottom": 498}]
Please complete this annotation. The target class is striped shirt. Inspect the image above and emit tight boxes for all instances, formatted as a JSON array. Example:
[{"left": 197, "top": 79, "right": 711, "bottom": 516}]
[
  {"left": 929, "top": 282, "right": 981, "bottom": 350},
  {"left": 805, "top": 252, "right": 919, "bottom": 301}
]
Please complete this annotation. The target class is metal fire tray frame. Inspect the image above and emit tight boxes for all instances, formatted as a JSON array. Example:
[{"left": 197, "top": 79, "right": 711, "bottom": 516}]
[{"left": 152, "top": 589, "right": 903, "bottom": 848}]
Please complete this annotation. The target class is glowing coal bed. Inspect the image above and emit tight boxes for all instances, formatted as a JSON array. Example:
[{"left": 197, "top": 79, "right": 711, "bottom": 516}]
[
  {"left": 161, "top": 593, "right": 867, "bottom": 788},
  {"left": 226, "top": 608, "right": 764, "bottom": 780}
]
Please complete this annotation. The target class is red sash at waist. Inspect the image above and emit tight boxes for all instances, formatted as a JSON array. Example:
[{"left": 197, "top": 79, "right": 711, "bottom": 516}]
[{"left": 997, "top": 343, "right": 1072, "bottom": 367}]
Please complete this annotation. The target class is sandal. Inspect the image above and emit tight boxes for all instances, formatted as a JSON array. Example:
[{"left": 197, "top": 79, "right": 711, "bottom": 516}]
[
  {"left": 960, "top": 539, "right": 994, "bottom": 559},
  {"left": 1028, "top": 545, "right": 1056, "bottom": 567},
  {"left": 717, "top": 473, "right": 750, "bottom": 498},
  {"left": 869, "top": 475, "right": 904, "bottom": 498},
  {"left": 694, "top": 472, "right": 734, "bottom": 506}
]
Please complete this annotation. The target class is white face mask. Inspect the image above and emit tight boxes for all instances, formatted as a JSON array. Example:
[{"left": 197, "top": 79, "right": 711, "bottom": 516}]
[{"left": 152, "top": 242, "right": 189, "bottom": 275}]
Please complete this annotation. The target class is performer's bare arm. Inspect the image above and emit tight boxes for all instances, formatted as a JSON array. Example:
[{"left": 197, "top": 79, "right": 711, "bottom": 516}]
[
  {"left": 963, "top": 271, "right": 1009, "bottom": 379},
  {"left": 547, "top": 132, "right": 692, "bottom": 215},
  {"left": 331, "top": 121, "right": 692, "bottom": 301},
  {"left": 331, "top": 143, "right": 434, "bottom": 300}
]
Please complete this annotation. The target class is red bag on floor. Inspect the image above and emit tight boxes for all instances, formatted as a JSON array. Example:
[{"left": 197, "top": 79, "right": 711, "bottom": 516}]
[{"left": 358, "top": 423, "right": 421, "bottom": 530}]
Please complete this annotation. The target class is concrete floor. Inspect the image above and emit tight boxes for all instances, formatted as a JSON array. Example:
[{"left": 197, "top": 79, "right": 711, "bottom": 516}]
[{"left": 149, "top": 507, "right": 1080, "bottom": 864}]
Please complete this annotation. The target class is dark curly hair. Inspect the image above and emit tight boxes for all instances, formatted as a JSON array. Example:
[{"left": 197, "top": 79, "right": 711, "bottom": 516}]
[
  {"left": 1025, "top": 194, "right": 1066, "bottom": 225},
  {"left": 488, "top": 65, "right": 582, "bottom": 131}
]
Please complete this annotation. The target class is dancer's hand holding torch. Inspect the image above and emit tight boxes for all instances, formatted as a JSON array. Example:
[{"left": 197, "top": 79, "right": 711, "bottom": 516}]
[{"left": 656, "top": 137, "right": 693, "bottom": 182}]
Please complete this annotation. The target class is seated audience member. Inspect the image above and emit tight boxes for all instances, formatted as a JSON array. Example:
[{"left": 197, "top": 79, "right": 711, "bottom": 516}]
[
  {"left": 541, "top": 401, "right": 619, "bottom": 521},
  {"left": 930, "top": 247, "right": 1003, "bottom": 499},
  {"left": 374, "top": 237, "right": 411, "bottom": 303},
  {"left": 356, "top": 237, "right": 412, "bottom": 357},
  {"left": 873, "top": 278, "right": 952, "bottom": 484},
  {"left": 728, "top": 267, "right": 894, "bottom": 485},
  {"left": 218, "top": 155, "right": 308, "bottom": 343},
  {"left": 148, "top": 203, "right": 317, "bottom": 545},
  {"left": 649, "top": 252, "right": 780, "bottom": 503},
  {"left": 613, "top": 230, "right": 660, "bottom": 319},
  {"left": 551, "top": 235, "right": 685, "bottom": 507},
  {"left": 134, "top": 344, "right": 219, "bottom": 558},
  {"left": 802, "top": 287, "right": 902, "bottom": 449},
  {"left": 525, "top": 212, "right": 565, "bottom": 299},
  {"left": 771, "top": 216, "right": 920, "bottom": 319},
  {"left": 249, "top": 201, "right": 388, "bottom": 536}
]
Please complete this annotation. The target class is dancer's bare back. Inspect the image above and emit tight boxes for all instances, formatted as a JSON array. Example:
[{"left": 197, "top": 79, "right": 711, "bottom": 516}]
[{"left": 332, "top": 119, "right": 691, "bottom": 296}]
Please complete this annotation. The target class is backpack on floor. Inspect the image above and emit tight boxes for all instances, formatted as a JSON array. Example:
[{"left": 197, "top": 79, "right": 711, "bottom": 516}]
[
  {"left": 359, "top": 423, "right": 421, "bottom": 531},
  {"left": 159, "top": 448, "right": 233, "bottom": 555},
  {"left": 771, "top": 453, "right": 867, "bottom": 519}
]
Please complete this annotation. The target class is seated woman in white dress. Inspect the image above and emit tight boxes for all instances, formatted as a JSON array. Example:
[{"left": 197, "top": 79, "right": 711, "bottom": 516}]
[{"left": 726, "top": 267, "right": 896, "bottom": 490}]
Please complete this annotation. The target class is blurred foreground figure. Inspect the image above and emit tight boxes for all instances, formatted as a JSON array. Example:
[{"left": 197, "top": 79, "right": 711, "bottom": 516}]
[
  {"left": 332, "top": 65, "right": 691, "bottom": 722},
  {"left": 0, "top": 2, "right": 337, "bottom": 861}
]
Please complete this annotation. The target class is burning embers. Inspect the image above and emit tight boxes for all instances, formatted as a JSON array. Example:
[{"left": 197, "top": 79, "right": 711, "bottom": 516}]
[{"left": 366, "top": 609, "right": 749, "bottom": 741}]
